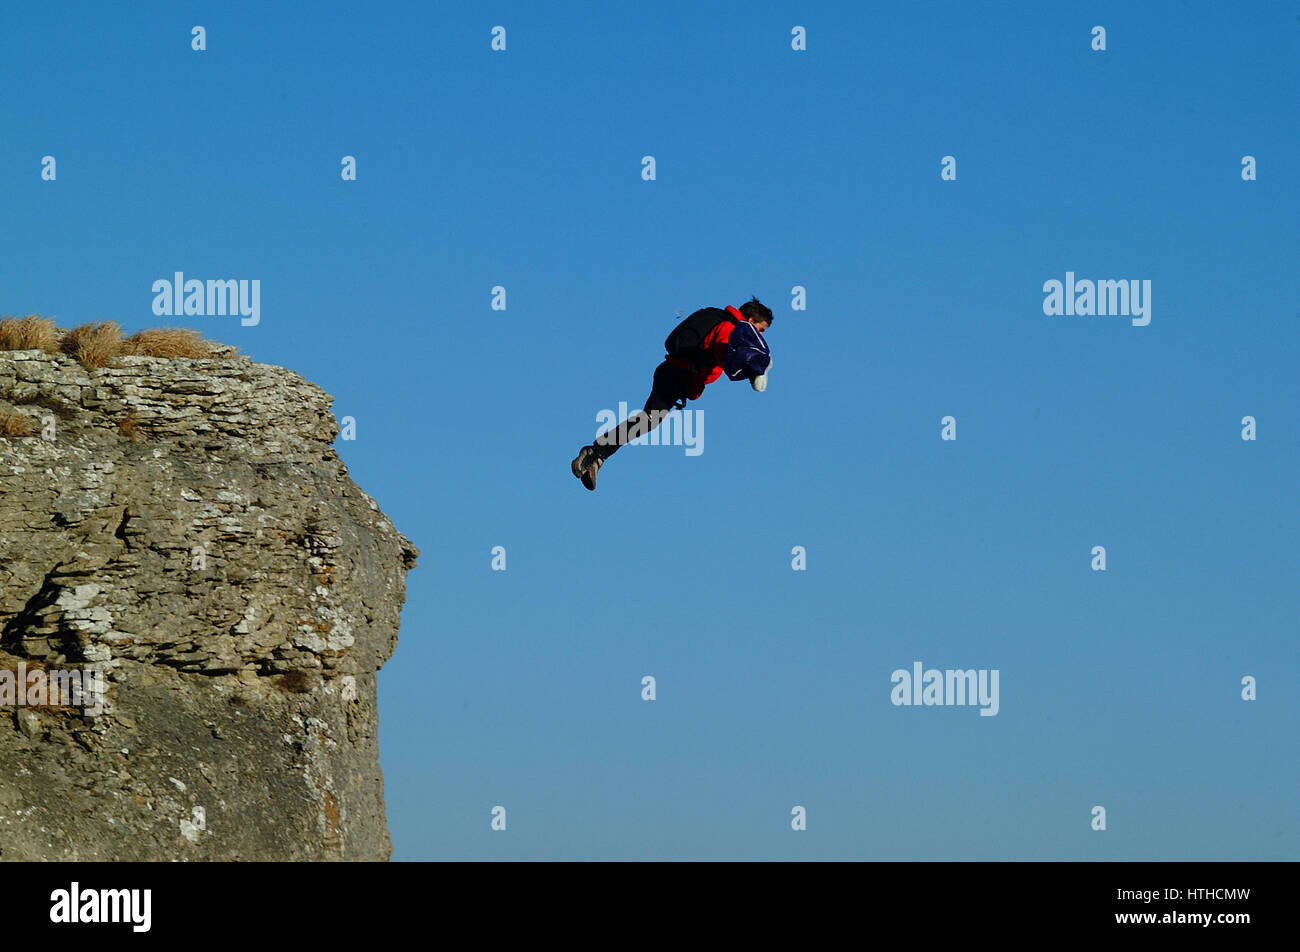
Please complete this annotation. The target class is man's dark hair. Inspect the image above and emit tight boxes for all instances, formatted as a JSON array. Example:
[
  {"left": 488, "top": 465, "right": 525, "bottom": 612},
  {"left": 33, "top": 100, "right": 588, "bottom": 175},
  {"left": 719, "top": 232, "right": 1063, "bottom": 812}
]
[{"left": 738, "top": 296, "right": 773, "bottom": 325}]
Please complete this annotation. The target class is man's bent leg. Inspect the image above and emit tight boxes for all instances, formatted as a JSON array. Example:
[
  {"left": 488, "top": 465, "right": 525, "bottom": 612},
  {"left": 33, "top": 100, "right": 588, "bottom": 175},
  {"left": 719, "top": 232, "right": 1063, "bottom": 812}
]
[
  {"left": 593, "top": 394, "right": 676, "bottom": 460},
  {"left": 590, "top": 361, "right": 694, "bottom": 461}
]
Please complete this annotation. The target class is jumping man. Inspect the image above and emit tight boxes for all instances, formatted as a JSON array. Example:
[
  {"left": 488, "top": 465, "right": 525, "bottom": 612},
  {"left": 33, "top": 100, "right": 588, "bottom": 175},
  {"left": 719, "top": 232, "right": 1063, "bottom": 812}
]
[{"left": 571, "top": 296, "right": 774, "bottom": 490}]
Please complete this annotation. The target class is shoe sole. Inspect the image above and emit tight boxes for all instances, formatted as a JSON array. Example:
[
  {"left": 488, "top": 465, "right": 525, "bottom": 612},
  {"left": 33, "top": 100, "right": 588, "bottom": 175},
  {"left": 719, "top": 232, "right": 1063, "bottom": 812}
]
[{"left": 572, "top": 450, "right": 598, "bottom": 490}]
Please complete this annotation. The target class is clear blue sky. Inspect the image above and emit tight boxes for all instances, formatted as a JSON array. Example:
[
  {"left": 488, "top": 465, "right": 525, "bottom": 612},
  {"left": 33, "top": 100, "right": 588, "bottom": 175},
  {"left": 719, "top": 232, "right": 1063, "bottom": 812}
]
[{"left": 2, "top": 1, "right": 1296, "bottom": 860}]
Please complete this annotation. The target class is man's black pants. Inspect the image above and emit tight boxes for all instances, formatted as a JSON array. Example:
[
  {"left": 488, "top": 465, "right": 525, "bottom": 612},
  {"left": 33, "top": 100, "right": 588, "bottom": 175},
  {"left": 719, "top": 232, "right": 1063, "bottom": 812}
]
[{"left": 592, "top": 361, "right": 695, "bottom": 460}]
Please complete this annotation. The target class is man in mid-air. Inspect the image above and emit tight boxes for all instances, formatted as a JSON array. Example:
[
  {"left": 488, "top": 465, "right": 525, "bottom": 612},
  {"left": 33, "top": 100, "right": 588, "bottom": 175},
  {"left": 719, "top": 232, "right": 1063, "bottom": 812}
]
[{"left": 571, "top": 296, "right": 774, "bottom": 490}]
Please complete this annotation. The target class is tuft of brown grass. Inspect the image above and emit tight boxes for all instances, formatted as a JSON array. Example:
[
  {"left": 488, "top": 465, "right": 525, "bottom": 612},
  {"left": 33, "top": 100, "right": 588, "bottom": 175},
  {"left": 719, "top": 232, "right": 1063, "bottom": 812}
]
[
  {"left": 59, "top": 322, "right": 124, "bottom": 369},
  {"left": 0, "top": 657, "right": 83, "bottom": 714},
  {"left": 0, "top": 315, "right": 61, "bottom": 352},
  {"left": 0, "top": 411, "right": 34, "bottom": 437},
  {"left": 0, "top": 411, "right": 33, "bottom": 437},
  {"left": 118, "top": 410, "right": 143, "bottom": 442},
  {"left": 121, "top": 327, "right": 213, "bottom": 359}
]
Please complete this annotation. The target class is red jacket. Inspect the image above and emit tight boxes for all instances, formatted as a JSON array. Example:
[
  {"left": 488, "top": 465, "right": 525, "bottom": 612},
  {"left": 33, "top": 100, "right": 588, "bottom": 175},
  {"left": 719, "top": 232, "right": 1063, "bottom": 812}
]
[{"left": 666, "top": 305, "right": 748, "bottom": 399}]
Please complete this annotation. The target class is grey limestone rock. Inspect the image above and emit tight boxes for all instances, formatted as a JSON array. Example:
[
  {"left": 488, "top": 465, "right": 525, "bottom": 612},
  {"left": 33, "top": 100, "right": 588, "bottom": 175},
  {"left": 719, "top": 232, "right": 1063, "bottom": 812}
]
[{"left": 0, "top": 348, "right": 418, "bottom": 860}]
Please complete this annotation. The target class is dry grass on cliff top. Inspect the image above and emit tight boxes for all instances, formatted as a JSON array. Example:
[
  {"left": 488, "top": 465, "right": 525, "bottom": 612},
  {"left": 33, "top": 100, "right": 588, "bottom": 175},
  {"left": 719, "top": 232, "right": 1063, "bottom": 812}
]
[
  {"left": 121, "top": 327, "right": 212, "bottom": 358},
  {"left": 59, "top": 321, "right": 125, "bottom": 369},
  {"left": 0, "top": 315, "right": 218, "bottom": 368},
  {"left": 0, "top": 315, "right": 60, "bottom": 351}
]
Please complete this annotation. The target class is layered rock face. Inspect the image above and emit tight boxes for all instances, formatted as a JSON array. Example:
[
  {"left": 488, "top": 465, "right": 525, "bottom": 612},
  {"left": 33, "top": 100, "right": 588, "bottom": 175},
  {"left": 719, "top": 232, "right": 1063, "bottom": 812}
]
[{"left": 0, "top": 347, "right": 418, "bottom": 860}]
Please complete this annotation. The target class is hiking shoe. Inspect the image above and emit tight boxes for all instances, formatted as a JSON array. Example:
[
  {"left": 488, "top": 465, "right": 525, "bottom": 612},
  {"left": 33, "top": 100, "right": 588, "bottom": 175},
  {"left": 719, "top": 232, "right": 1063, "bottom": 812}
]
[{"left": 571, "top": 445, "right": 603, "bottom": 490}]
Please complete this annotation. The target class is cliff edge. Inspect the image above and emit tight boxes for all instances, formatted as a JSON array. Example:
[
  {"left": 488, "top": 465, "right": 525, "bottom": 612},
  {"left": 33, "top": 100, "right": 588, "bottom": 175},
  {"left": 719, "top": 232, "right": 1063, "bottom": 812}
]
[{"left": 0, "top": 340, "right": 418, "bottom": 860}]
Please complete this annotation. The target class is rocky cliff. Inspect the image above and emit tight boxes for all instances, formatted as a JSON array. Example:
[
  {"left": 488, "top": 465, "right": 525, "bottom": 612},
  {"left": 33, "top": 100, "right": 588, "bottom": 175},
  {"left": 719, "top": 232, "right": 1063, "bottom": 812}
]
[{"left": 0, "top": 345, "right": 418, "bottom": 860}]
